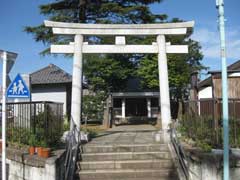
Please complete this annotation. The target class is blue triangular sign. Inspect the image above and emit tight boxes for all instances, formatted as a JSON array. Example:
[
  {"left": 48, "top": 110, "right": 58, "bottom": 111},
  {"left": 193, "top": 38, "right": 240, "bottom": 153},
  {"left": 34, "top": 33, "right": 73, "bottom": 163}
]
[{"left": 7, "top": 74, "right": 30, "bottom": 98}]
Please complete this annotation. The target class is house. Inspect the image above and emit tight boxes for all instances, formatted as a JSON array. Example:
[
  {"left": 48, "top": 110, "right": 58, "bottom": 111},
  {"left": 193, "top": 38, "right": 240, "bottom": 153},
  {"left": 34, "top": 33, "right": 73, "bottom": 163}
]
[
  {"left": 30, "top": 64, "right": 88, "bottom": 117},
  {"left": 30, "top": 64, "right": 72, "bottom": 116},
  {"left": 187, "top": 60, "right": 240, "bottom": 119},
  {"left": 197, "top": 60, "right": 240, "bottom": 99}
]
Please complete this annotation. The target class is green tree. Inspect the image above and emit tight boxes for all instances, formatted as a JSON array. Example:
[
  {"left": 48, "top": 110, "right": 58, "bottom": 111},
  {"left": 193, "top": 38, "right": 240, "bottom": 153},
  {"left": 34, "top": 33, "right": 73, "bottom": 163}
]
[
  {"left": 24, "top": 0, "right": 166, "bottom": 93},
  {"left": 137, "top": 19, "right": 205, "bottom": 101},
  {"left": 25, "top": 0, "right": 168, "bottom": 120},
  {"left": 82, "top": 92, "right": 105, "bottom": 121},
  {"left": 25, "top": 1, "right": 205, "bottom": 119}
]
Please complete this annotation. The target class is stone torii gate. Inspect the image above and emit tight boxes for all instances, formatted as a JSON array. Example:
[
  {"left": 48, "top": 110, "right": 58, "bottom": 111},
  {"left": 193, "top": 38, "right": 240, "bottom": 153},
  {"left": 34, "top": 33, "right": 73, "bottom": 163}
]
[{"left": 45, "top": 20, "right": 194, "bottom": 139}]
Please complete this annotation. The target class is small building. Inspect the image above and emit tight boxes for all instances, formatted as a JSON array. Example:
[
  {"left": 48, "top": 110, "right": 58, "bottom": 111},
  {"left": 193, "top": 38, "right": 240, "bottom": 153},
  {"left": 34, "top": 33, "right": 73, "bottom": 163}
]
[
  {"left": 30, "top": 64, "right": 87, "bottom": 117},
  {"left": 111, "top": 92, "right": 160, "bottom": 124},
  {"left": 30, "top": 64, "right": 73, "bottom": 116},
  {"left": 186, "top": 60, "right": 240, "bottom": 119},
  {"left": 103, "top": 78, "right": 160, "bottom": 127},
  {"left": 198, "top": 60, "right": 240, "bottom": 99}
]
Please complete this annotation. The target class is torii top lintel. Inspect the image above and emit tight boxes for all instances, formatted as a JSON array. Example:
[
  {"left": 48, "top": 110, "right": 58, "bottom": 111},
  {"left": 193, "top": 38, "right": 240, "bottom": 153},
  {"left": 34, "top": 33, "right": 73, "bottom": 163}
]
[{"left": 44, "top": 20, "right": 194, "bottom": 36}]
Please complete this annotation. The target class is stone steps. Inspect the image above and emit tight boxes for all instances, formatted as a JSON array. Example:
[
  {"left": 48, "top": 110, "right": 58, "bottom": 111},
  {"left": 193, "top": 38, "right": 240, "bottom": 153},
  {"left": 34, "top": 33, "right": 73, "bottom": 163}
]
[
  {"left": 78, "top": 169, "right": 177, "bottom": 180},
  {"left": 79, "top": 159, "right": 174, "bottom": 170},
  {"left": 81, "top": 151, "right": 171, "bottom": 161},
  {"left": 82, "top": 144, "right": 169, "bottom": 153},
  {"left": 77, "top": 132, "right": 179, "bottom": 180}
]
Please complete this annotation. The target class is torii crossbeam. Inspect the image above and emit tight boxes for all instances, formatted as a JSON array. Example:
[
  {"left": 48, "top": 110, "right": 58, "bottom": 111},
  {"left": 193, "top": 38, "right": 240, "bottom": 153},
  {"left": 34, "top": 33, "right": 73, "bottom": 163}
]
[{"left": 45, "top": 20, "right": 194, "bottom": 142}]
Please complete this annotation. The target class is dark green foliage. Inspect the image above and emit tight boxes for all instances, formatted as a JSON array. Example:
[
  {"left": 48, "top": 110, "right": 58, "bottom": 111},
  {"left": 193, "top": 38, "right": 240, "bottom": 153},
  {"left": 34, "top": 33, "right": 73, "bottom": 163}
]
[
  {"left": 7, "top": 127, "right": 31, "bottom": 145},
  {"left": 6, "top": 106, "right": 63, "bottom": 148},
  {"left": 179, "top": 114, "right": 240, "bottom": 150},
  {"left": 137, "top": 19, "right": 205, "bottom": 100},
  {"left": 28, "top": 133, "right": 38, "bottom": 146},
  {"left": 34, "top": 107, "right": 63, "bottom": 147},
  {"left": 84, "top": 54, "right": 135, "bottom": 92},
  {"left": 229, "top": 118, "right": 240, "bottom": 148},
  {"left": 82, "top": 91, "right": 105, "bottom": 121},
  {"left": 25, "top": 1, "right": 205, "bottom": 103},
  {"left": 24, "top": 0, "right": 167, "bottom": 93},
  {"left": 25, "top": 0, "right": 165, "bottom": 54}
]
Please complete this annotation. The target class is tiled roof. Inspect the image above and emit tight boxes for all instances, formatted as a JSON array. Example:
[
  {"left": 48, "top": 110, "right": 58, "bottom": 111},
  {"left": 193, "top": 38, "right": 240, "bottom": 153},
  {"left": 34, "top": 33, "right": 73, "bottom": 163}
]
[{"left": 30, "top": 64, "right": 72, "bottom": 85}]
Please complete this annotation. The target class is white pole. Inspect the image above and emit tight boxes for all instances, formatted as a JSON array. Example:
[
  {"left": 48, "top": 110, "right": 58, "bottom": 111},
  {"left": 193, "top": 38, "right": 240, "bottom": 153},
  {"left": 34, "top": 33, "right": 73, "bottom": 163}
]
[
  {"left": 121, "top": 98, "right": 126, "bottom": 118},
  {"left": 2, "top": 51, "right": 7, "bottom": 180},
  {"left": 147, "top": 98, "right": 151, "bottom": 118},
  {"left": 71, "top": 34, "right": 83, "bottom": 130},
  {"left": 157, "top": 35, "right": 171, "bottom": 141}
]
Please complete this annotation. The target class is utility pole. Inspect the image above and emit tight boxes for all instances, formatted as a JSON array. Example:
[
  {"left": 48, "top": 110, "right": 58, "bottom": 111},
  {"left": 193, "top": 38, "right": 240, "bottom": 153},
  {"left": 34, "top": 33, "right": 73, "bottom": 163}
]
[
  {"left": 216, "top": 0, "right": 229, "bottom": 179},
  {"left": 1, "top": 50, "right": 17, "bottom": 180}
]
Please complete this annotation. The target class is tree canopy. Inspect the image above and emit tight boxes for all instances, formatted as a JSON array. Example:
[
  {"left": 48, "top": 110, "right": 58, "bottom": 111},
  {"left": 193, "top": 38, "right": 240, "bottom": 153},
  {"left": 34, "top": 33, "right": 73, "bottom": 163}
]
[
  {"left": 25, "top": 0, "right": 205, "bottom": 101},
  {"left": 137, "top": 19, "right": 205, "bottom": 100}
]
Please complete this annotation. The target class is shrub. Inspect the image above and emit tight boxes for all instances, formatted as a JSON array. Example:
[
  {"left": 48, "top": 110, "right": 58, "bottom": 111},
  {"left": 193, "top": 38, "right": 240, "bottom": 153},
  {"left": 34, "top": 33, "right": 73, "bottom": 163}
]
[{"left": 179, "top": 113, "right": 240, "bottom": 149}]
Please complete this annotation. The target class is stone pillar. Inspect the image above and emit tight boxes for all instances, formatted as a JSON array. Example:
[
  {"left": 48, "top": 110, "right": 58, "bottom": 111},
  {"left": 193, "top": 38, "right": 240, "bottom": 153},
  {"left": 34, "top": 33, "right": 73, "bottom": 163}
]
[
  {"left": 103, "top": 95, "right": 112, "bottom": 129},
  {"left": 71, "top": 34, "right": 83, "bottom": 130},
  {"left": 157, "top": 35, "right": 171, "bottom": 140},
  {"left": 122, "top": 98, "right": 126, "bottom": 119},
  {"left": 147, "top": 98, "right": 151, "bottom": 118}
]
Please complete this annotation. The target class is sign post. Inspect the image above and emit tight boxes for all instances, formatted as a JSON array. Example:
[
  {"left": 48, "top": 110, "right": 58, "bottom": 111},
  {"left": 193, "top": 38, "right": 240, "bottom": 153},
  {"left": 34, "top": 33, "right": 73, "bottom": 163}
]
[
  {"left": 1, "top": 51, "right": 7, "bottom": 180},
  {"left": 7, "top": 74, "right": 30, "bottom": 98},
  {"left": 0, "top": 50, "right": 17, "bottom": 180}
]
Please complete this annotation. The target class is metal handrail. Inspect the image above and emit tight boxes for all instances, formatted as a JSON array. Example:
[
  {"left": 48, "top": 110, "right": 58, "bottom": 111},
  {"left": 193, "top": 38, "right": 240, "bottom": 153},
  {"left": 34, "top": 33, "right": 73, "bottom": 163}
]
[
  {"left": 64, "top": 119, "right": 81, "bottom": 180},
  {"left": 170, "top": 124, "right": 189, "bottom": 180}
]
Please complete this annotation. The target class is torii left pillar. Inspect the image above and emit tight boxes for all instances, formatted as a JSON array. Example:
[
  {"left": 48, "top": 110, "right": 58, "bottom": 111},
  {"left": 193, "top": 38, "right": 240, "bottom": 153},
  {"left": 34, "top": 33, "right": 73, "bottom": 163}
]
[{"left": 71, "top": 34, "right": 83, "bottom": 130}]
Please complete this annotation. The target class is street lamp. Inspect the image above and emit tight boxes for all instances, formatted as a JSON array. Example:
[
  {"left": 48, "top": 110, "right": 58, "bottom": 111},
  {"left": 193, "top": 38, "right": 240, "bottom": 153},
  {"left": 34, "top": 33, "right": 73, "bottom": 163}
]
[{"left": 0, "top": 50, "right": 17, "bottom": 180}]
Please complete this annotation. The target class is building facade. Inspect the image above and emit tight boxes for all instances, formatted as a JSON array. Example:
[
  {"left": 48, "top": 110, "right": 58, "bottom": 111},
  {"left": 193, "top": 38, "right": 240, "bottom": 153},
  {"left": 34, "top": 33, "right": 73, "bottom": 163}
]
[{"left": 111, "top": 92, "right": 160, "bottom": 125}]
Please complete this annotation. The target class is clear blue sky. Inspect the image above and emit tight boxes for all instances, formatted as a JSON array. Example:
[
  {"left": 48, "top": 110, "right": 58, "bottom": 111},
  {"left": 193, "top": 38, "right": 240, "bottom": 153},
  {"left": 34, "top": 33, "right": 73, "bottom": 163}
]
[{"left": 0, "top": 0, "right": 239, "bottom": 82}]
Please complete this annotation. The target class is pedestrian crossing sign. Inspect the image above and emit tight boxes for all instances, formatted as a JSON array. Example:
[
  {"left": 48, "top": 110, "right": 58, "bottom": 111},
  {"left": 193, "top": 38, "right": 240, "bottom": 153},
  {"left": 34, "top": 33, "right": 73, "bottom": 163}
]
[{"left": 7, "top": 74, "right": 30, "bottom": 98}]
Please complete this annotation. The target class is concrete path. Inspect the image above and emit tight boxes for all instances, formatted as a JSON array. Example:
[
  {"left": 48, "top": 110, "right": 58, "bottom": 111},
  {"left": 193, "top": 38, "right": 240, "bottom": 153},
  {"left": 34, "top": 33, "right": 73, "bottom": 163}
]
[{"left": 88, "top": 125, "right": 160, "bottom": 145}]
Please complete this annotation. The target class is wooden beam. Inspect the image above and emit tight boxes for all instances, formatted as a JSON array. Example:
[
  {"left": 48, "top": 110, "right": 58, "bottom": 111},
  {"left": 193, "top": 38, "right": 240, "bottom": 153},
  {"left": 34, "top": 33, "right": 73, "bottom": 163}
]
[{"left": 50, "top": 44, "right": 188, "bottom": 54}]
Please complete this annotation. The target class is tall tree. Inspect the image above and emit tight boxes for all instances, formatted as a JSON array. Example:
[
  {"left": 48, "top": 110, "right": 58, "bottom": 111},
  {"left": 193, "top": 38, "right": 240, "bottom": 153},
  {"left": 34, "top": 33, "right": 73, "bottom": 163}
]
[
  {"left": 25, "top": 1, "right": 205, "bottom": 99},
  {"left": 137, "top": 19, "right": 205, "bottom": 101},
  {"left": 25, "top": 0, "right": 166, "bottom": 93}
]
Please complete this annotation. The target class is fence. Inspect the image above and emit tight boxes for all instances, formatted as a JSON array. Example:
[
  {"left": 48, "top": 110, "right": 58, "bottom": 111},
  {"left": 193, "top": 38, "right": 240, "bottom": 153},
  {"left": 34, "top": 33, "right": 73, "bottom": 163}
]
[
  {"left": 0, "top": 101, "right": 64, "bottom": 147},
  {"left": 181, "top": 98, "right": 240, "bottom": 148}
]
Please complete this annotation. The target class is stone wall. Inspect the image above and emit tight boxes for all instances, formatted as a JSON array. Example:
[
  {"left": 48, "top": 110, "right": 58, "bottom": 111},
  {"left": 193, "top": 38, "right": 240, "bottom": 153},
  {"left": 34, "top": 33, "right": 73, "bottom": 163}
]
[
  {"left": 184, "top": 147, "right": 240, "bottom": 180},
  {"left": 4, "top": 148, "right": 65, "bottom": 180}
]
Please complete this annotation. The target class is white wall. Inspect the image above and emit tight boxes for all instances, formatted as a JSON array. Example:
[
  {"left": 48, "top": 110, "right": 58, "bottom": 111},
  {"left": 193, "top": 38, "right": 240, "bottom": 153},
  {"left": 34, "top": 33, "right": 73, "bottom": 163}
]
[
  {"left": 198, "top": 86, "right": 212, "bottom": 99},
  {"left": 229, "top": 72, "right": 240, "bottom": 77},
  {"left": 31, "top": 85, "right": 67, "bottom": 114}
]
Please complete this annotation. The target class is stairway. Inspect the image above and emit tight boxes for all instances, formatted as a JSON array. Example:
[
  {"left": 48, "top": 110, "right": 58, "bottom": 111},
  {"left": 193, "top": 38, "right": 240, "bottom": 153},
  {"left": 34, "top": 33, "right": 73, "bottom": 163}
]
[{"left": 77, "top": 140, "right": 179, "bottom": 180}]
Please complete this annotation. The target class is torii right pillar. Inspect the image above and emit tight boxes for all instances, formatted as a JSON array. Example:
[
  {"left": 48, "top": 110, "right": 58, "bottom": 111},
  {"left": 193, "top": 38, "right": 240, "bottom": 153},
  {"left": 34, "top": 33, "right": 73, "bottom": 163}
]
[{"left": 157, "top": 35, "right": 171, "bottom": 142}]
